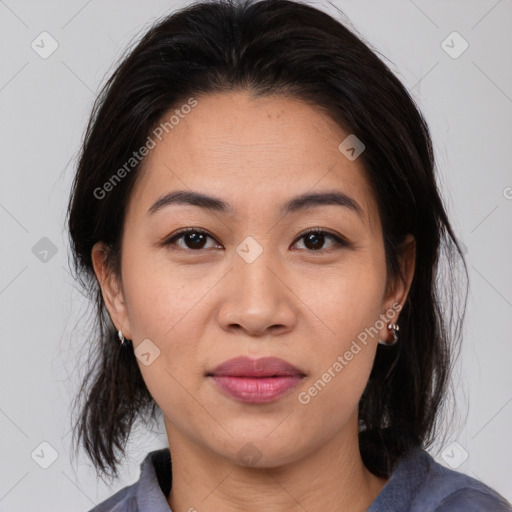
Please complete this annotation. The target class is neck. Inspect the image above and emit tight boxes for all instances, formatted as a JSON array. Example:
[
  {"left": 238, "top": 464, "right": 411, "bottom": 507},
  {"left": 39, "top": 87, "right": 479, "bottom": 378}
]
[{"left": 165, "top": 412, "right": 388, "bottom": 512}]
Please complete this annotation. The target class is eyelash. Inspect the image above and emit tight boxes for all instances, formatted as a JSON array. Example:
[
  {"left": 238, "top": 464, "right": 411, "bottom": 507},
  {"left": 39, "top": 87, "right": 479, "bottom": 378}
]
[{"left": 162, "top": 227, "right": 350, "bottom": 253}]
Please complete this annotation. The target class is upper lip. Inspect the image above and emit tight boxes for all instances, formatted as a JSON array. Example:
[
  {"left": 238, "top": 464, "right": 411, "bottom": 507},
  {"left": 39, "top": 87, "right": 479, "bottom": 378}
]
[{"left": 208, "top": 356, "right": 306, "bottom": 378}]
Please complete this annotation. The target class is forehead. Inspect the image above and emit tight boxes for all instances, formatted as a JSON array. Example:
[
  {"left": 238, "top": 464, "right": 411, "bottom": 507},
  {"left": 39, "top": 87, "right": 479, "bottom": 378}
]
[{"left": 128, "top": 91, "right": 380, "bottom": 231}]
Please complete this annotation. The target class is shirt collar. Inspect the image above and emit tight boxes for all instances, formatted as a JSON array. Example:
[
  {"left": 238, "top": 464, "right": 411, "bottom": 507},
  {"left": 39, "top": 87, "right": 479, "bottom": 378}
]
[
  {"left": 366, "top": 446, "right": 431, "bottom": 511},
  {"left": 134, "top": 445, "right": 431, "bottom": 512},
  {"left": 136, "top": 448, "right": 173, "bottom": 511}
]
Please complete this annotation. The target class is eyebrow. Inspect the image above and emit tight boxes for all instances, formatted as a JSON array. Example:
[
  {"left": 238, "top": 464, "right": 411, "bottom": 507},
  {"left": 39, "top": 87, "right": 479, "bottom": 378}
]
[{"left": 147, "top": 189, "right": 364, "bottom": 219}]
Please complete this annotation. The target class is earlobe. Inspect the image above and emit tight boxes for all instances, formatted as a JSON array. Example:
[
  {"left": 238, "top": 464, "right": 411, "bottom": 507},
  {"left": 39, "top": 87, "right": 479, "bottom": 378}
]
[{"left": 91, "top": 242, "right": 132, "bottom": 339}]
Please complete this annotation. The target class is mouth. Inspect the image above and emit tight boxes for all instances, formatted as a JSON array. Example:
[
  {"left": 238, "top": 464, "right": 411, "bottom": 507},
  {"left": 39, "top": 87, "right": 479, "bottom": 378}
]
[{"left": 206, "top": 356, "right": 306, "bottom": 404}]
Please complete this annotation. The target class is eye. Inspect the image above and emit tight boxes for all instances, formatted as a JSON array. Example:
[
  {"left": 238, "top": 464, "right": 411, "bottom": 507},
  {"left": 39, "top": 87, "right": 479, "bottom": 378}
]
[
  {"left": 162, "top": 227, "right": 350, "bottom": 252},
  {"left": 163, "top": 228, "right": 221, "bottom": 251},
  {"left": 292, "top": 228, "right": 350, "bottom": 252}
]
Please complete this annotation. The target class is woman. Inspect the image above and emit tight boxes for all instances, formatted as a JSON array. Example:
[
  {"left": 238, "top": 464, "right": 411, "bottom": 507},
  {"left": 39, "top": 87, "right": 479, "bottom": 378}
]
[{"left": 67, "top": 0, "right": 512, "bottom": 510}]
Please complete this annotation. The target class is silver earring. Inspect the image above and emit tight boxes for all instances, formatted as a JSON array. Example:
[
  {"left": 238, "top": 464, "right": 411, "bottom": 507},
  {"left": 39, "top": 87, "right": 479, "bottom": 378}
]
[
  {"left": 378, "top": 323, "right": 399, "bottom": 346},
  {"left": 118, "top": 330, "right": 125, "bottom": 346}
]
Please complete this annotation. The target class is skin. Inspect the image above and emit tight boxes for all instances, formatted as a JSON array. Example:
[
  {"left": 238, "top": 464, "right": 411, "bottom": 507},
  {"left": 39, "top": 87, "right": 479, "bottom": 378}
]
[{"left": 92, "top": 91, "right": 415, "bottom": 512}]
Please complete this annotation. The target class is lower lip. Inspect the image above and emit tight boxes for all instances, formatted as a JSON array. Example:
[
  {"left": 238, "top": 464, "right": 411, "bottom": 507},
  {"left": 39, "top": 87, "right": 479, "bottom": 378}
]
[{"left": 210, "top": 375, "right": 304, "bottom": 403}]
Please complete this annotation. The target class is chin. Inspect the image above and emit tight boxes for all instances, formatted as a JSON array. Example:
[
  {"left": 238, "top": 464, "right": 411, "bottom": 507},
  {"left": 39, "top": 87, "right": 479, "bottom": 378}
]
[{"left": 210, "top": 432, "right": 309, "bottom": 469}]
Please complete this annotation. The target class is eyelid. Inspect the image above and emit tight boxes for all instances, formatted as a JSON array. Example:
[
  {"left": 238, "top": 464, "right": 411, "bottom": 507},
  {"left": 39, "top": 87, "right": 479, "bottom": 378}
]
[
  {"left": 162, "top": 227, "right": 351, "bottom": 251},
  {"left": 162, "top": 227, "right": 220, "bottom": 248},
  {"left": 292, "top": 227, "right": 351, "bottom": 250}
]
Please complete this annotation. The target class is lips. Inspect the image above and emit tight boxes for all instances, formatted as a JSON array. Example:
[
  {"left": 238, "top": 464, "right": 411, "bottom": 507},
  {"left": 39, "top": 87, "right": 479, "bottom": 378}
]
[
  {"left": 207, "top": 356, "right": 306, "bottom": 404},
  {"left": 208, "top": 356, "right": 305, "bottom": 378}
]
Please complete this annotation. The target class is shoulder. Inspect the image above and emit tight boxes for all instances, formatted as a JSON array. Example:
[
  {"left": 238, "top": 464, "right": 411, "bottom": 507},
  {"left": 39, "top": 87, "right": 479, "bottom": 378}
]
[
  {"left": 407, "top": 447, "right": 512, "bottom": 512},
  {"left": 87, "top": 483, "right": 138, "bottom": 512},
  {"left": 368, "top": 445, "right": 512, "bottom": 512},
  {"left": 435, "top": 487, "right": 512, "bottom": 511}
]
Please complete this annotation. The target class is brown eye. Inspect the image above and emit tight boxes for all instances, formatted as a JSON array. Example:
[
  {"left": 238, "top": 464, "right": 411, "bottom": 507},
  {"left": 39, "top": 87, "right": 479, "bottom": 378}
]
[
  {"left": 163, "top": 227, "right": 349, "bottom": 253},
  {"left": 164, "top": 228, "right": 220, "bottom": 251},
  {"left": 293, "top": 229, "right": 349, "bottom": 252}
]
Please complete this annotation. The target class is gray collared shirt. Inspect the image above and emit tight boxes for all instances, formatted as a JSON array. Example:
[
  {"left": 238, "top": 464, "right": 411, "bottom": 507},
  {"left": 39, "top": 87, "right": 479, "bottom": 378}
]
[{"left": 87, "top": 446, "right": 512, "bottom": 511}]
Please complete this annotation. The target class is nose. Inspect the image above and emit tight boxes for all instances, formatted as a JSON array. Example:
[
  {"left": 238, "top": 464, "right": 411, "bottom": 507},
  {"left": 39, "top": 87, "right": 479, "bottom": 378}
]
[{"left": 217, "top": 248, "right": 298, "bottom": 337}]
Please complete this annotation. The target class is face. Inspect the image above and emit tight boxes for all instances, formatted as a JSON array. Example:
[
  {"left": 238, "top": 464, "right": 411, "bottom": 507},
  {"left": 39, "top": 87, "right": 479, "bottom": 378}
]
[{"left": 93, "top": 91, "right": 414, "bottom": 468}]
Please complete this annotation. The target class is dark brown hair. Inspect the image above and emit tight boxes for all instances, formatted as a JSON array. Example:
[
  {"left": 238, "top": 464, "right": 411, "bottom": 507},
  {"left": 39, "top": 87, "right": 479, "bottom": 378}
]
[{"left": 67, "top": 0, "right": 468, "bottom": 479}]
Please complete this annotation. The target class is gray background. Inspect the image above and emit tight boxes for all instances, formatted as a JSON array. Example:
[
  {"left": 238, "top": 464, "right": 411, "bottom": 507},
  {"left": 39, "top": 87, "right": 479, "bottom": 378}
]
[{"left": 1, "top": 0, "right": 511, "bottom": 510}]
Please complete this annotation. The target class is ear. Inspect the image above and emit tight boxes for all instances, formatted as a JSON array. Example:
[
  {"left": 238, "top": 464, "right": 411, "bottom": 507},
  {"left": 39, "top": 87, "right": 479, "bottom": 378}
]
[
  {"left": 379, "top": 233, "right": 416, "bottom": 340},
  {"left": 91, "top": 241, "right": 133, "bottom": 340}
]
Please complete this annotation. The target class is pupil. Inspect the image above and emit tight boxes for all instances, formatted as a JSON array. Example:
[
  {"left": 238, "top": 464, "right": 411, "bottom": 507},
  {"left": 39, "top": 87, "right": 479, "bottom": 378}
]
[
  {"left": 186, "top": 232, "right": 206, "bottom": 249},
  {"left": 305, "top": 232, "right": 323, "bottom": 250}
]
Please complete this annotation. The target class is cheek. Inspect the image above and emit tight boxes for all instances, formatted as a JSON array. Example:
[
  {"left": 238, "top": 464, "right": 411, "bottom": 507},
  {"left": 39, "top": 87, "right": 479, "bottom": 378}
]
[
  {"left": 122, "top": 261, "right": 204, "bottom": 419},
  {"left": 306, "top": 259, "right": 386, "bottom": 347},
  {"left": 121, "top": 243, "right": 203, "bottom": 340},
  {"left": 120, "top": 244, "right": 216, "bottom": 384},
  {"left": 297, "top": 260, "right": 385, "bottom": 406}
]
